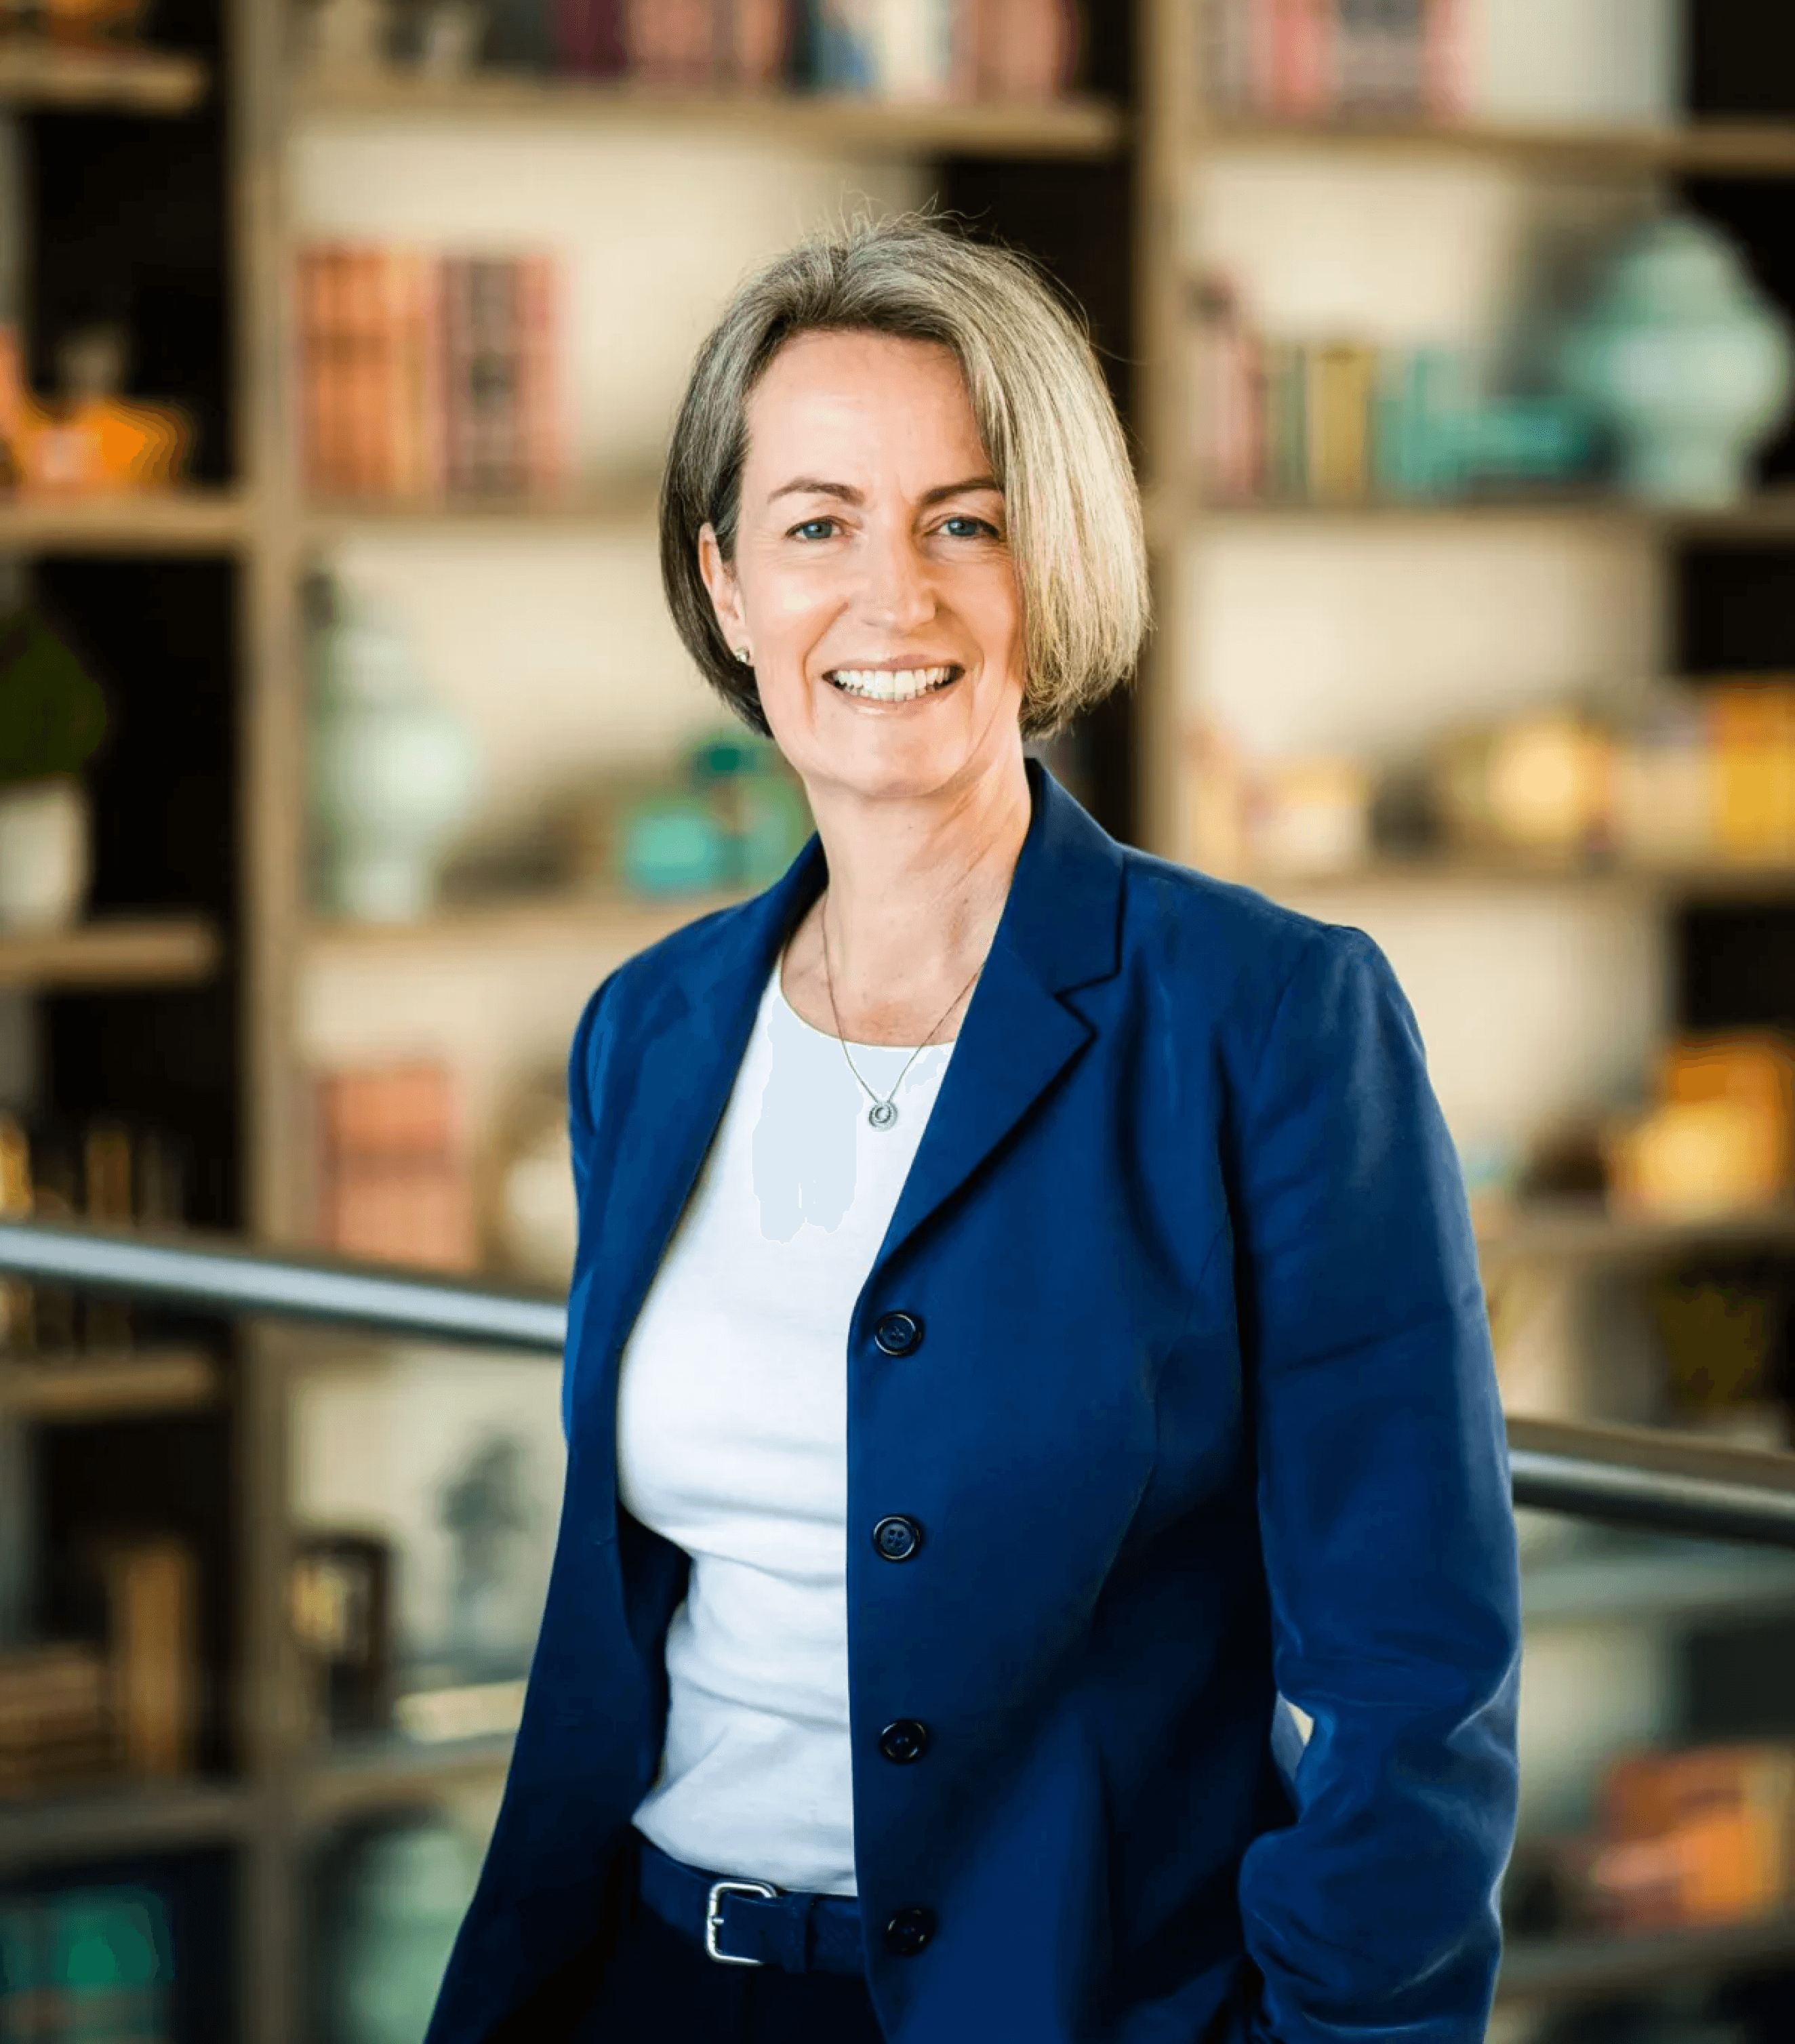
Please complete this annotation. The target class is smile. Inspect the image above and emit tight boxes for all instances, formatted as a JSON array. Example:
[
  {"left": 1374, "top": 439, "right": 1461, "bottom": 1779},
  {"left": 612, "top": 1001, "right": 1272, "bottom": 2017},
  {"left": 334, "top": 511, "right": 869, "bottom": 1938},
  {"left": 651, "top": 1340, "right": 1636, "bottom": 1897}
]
[{"left": 825, "top": 665, "right": 961, "bottom": 702}]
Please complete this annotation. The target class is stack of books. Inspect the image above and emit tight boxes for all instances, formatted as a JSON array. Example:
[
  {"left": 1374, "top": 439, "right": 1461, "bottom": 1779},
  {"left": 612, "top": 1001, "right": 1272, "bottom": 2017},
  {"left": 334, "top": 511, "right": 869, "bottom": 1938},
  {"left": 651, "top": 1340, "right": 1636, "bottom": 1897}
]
[
  {"left": 1204, "top": 0, "right": 1463, "bottom": 122},
  {"left": 0, "top": 1112, "right": 185, "bottom": 1359},
  {"left": 298, "top": 246, "right": 565, "bottom": 504},
  {"left": 0, "top": 1645, "right": 114, "bottom": 1798},
  {"left": 0, "top": 1540, "right": 199, "bottom": 1799},
  {"left": 313, "top": 1059, "right": 478, "bottom": 1271},
  {"left": 529, "top": 0, "right": 1079, "bottom": 100}
]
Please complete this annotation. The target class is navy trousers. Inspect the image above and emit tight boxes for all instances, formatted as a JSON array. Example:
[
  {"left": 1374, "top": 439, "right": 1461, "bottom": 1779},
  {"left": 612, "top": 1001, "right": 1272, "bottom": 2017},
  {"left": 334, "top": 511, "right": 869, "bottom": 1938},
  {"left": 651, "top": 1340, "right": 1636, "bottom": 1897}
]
[{"left": 575, "top": 1883, "right": 889, "bottom": 2043}]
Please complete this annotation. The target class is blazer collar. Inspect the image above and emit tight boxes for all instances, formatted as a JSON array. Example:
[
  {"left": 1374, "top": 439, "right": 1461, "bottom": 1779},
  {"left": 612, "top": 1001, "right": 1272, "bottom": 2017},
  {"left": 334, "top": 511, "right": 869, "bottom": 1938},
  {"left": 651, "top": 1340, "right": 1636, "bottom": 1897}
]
[{"left": 577, "top": 762, "right": 1125, "bottom": 1450}]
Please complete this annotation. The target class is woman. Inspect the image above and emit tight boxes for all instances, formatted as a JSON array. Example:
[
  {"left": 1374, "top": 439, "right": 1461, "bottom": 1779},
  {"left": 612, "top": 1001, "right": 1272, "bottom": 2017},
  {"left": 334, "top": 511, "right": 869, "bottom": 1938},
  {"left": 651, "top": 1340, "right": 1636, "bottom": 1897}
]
[{"left": 426, "top": 216, "right": 1521, "bottom": 2044}]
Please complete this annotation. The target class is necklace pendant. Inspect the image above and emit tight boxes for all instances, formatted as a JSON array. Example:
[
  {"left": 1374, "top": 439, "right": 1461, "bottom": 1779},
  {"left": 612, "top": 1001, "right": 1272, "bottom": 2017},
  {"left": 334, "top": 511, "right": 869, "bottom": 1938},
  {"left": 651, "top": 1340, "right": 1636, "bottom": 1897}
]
[{"left": 868, "top": 1100, "right": 900, "bottom": 1131}]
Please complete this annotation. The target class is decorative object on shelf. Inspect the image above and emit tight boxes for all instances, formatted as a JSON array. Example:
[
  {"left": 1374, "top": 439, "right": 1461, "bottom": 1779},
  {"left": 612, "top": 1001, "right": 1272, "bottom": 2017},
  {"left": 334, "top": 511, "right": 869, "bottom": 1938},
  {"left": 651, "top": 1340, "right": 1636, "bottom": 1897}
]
[
  {"left": 413, "top": 0, "right": 485, "bottom": 75},
  {"left": 481, "top": 1068, "right": 577, "bottom": 1285},
  {"left": 302, "top": 0, "right": 395, "bottom": 81},
  {"left": 1434, "top": 711, "right": 1614, "bottom": 860},
  {"left": 0, "top": 603, "right": 106, "bottom": 934},
  {"left": 0, "top": 325, "right": 192, "bottom": 497},
  {"left": 1605, "top": 1031, "right": 1795, "bottom": 1223},
  {"left": 290, "top": 1531, "right": 394, "bottom": 1737},
  {"left": 557, "top": 727, "right": 811, "bottom": 900},
  {"left": 307, "top": 584, "right": 483, "bottom": 922},
  {"left": 1586, "top": 1744, "right": 1795, "bottom": 1934},
  {"left": 315, "top": 1816, "right": 481, "bottom": 2044},
  {"left": 1651, "top": 1272, "right": 1785, "bottom": 1451},
  {"left": 1557, "top": 213, "right": 1795, "bottom": 508},
  {"left": 0, "top": 1885, "right": 172, "bottom": 2041}
]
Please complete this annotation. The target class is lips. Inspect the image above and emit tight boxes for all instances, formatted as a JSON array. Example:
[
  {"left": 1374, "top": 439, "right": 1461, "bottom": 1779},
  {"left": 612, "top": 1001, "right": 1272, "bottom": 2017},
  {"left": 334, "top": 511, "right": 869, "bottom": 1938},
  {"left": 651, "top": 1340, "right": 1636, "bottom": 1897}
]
[{"left": 825, "top": 664, "right": 961, "bottom": 702}]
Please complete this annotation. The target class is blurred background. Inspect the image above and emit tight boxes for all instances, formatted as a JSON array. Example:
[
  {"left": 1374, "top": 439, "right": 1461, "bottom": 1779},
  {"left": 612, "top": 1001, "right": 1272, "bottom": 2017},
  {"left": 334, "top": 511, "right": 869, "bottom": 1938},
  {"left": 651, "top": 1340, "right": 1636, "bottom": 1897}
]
[{"left": 3, "top": 0, "right": 1795, "bottom": 2039}]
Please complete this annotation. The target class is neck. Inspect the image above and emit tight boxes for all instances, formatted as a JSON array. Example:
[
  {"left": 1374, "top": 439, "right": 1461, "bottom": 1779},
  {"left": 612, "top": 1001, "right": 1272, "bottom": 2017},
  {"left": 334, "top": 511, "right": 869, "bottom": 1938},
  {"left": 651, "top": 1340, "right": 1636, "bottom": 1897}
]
[{"left": 801, "top": 751, "right": 1033, "bottom": 1031}]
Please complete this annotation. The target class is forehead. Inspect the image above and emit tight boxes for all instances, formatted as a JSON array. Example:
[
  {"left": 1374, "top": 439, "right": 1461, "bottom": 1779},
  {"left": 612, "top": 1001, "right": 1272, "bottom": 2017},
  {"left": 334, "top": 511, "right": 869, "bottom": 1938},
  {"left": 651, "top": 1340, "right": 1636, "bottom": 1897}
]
[{"left": 743, "top": 329, "right": 986, "bottom": 474}]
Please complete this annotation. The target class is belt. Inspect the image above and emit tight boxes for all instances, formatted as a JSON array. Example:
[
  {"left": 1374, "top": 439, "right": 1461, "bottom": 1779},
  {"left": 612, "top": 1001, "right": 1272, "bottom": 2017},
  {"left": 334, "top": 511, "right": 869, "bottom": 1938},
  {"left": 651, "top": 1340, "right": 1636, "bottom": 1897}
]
[{"left": 633, "top": 1833, "right": 866, "bottom": 1975}]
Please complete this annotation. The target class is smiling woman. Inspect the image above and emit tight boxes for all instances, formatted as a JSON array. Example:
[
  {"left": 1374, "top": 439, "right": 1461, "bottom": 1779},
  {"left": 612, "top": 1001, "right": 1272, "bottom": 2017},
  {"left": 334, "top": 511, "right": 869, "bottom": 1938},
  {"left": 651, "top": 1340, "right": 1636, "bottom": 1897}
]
[{"left": 425, "top": 218, "right": 1522, "bottom": 2044}]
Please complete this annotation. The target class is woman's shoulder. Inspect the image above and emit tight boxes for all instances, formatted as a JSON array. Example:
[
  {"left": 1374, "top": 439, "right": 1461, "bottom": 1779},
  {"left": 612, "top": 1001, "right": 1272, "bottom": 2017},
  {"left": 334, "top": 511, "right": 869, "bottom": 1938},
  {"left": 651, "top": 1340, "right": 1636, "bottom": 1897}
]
[{"left": 1117, "top": 844, "right": 1386, "bottom": 1010}]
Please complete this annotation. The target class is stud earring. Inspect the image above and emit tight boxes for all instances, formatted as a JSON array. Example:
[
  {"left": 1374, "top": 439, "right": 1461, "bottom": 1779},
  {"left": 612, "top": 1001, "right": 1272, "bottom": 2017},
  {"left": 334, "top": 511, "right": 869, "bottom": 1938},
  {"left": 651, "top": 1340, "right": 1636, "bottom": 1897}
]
[{"left": 734, "top": 647, "right": 752, "bottom": 665}]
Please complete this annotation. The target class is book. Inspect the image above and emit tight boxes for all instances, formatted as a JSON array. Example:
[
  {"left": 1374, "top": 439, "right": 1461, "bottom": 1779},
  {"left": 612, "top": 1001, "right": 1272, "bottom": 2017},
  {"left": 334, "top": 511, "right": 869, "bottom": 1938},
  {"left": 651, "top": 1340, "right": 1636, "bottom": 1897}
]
[
  {"left": 552, "top": 0, "right": 627, "bottom": 74},
  {"left": 516, "top": 253, "right": 565, "bottom": 501},
  {"left": 624, "top": 0, "right": 718, "bottom": 85},
  {"left": 102, "top": 1536, "right": 199, "bottom": 1782},
  {"left": 315, "top": 1060, "right": 477, "bottom": 1271},
  {"left": 1306, "top": 340, "right": 1376, "bottom": 500},
  {"left": 975, "top": 0, "right": 1078, "bottom": 101},
  {"left": 728, "top": 0, "right": 792, "bottom": 86}
]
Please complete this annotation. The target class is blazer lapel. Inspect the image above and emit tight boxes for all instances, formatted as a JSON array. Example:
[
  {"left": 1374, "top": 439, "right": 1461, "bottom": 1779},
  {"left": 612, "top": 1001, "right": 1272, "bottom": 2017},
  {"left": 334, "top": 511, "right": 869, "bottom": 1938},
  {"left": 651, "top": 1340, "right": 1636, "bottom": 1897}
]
[
  {"left": 567, "top": 838, "right": 826, "bottom": 1512},
  {"left": 877, "top": 762, "right": 1125, "bottom": 1270}
]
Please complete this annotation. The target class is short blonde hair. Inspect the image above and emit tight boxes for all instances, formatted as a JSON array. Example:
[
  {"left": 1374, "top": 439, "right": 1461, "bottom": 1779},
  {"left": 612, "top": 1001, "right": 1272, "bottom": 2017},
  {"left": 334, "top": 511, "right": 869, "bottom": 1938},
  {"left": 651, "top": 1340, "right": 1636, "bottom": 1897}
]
[{"left": 660, "top": 214, "right": 1149, "bottom": 740}]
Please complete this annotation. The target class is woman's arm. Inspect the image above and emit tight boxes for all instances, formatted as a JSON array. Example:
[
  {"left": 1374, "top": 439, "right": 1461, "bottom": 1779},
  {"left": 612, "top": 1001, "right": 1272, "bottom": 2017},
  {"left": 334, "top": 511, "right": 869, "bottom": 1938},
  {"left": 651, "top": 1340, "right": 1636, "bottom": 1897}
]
[{"left": 1233, "top": 928, "right": 1522, "bottom": 2043}]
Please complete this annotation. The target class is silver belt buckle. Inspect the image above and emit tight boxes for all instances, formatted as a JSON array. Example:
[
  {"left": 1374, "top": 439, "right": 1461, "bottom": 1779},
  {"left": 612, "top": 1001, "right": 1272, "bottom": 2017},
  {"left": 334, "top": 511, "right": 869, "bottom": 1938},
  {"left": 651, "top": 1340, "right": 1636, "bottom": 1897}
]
[{"left": 704, "top": 1877, "right": 780, "bottom": 1965}]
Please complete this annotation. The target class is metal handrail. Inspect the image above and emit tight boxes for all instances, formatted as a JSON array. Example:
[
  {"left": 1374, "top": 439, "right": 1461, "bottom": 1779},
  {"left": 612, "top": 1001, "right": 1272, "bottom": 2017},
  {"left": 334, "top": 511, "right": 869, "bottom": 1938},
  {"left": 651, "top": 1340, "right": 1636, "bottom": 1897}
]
[{"left": 4, "top": 1217, "right": 1795, "bottom": 1550}]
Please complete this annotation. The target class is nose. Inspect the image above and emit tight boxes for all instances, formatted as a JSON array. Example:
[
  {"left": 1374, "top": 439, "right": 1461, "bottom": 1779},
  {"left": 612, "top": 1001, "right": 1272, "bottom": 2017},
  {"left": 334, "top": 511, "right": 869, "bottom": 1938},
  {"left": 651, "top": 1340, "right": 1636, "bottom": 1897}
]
[{"left": 856, "top": 516, "right": 938, "bottom": 635}]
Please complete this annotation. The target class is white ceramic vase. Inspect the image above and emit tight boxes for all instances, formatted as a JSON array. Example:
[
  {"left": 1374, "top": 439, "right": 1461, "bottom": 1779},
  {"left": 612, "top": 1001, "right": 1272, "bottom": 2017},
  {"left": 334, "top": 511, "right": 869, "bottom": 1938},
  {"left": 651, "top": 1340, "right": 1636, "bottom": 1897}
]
[
  {"left": 0, "top": 775, "right": 91, "bottom": 931},
  {"left": 308, "top": 599, "right": 481, "bottom": 923},
  {"left": 1558, "top": 213, "right": 1795, "bottom": 507}
]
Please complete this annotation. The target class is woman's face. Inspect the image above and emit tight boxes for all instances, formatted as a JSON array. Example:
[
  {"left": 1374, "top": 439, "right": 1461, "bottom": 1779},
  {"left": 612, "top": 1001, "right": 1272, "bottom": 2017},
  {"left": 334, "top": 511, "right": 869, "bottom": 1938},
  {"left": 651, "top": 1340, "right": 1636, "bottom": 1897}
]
[{"left": 700, "top": 329, "right": 1027, "bottom": 811}]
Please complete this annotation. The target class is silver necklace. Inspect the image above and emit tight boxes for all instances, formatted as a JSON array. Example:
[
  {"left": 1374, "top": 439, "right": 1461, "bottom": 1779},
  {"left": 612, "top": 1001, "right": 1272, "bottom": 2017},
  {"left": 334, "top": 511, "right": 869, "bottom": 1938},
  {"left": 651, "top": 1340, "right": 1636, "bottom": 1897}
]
[{"left": 818, "top": 898, "right": 983, "bottom": 1131}]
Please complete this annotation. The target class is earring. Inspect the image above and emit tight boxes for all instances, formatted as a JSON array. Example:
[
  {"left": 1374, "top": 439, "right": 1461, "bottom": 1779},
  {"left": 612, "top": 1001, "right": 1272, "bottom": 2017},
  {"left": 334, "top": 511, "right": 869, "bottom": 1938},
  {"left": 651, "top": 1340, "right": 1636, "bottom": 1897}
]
[{"left": 734, "top": 647, "right": 752, "bottom": 665}]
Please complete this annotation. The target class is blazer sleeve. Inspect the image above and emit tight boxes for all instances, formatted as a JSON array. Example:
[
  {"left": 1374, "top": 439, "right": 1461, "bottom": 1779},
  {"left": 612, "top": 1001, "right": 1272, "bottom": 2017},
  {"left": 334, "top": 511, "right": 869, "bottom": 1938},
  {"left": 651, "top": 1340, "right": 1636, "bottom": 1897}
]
[
  {"left": 1232, "top": 926, "right": 1522, "bottom": 2043},
  {"left": 559, "top": 972, "right": 618, "bottom": 1443}
]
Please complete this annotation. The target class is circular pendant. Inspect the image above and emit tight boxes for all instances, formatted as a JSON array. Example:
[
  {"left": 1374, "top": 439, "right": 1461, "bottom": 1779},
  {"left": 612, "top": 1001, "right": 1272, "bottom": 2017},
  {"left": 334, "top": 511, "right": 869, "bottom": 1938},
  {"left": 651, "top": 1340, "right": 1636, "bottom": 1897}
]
[{"left": 868, "top": 1100, "right": 899, "bottom": 1131}]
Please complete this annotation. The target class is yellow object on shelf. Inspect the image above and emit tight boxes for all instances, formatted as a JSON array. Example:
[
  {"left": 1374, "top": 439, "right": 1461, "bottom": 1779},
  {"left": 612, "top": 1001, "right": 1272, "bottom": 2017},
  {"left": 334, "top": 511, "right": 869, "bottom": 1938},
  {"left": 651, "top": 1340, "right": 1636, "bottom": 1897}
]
[
  {"left": 0, "top": 326, "right": 190, "bottom": 495},
  {"left": 1605, "top": 1032, "right": 1795, "bottom": 1219},
  {"left": 1708, "top": 680, "right": 1795, "bottom": 863},
  {"left": 1436, "top": 712, "right": 1613, "bottom": 857}
]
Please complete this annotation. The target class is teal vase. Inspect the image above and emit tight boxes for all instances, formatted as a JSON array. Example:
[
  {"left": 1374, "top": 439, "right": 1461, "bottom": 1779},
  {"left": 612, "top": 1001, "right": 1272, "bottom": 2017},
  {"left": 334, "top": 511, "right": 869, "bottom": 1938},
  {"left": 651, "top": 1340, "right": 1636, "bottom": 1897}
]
[{"left": 1558, "top": 213, "right": 1794, "bottom": 507}]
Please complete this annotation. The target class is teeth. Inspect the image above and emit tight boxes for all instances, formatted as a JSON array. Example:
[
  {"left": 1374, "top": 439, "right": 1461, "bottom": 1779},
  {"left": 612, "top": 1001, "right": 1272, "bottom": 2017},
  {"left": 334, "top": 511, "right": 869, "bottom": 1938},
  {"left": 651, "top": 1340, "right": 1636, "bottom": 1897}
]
[{"left": 828, "top": 666, "right": 955, "bottom": 701}]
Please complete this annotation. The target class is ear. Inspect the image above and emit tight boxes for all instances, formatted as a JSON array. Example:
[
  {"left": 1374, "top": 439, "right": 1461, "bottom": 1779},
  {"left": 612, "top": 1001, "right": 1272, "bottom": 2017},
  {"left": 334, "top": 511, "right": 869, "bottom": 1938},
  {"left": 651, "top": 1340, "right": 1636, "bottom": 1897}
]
[{"left": 698, "top": 523, "right": 748, "bottom": 657}]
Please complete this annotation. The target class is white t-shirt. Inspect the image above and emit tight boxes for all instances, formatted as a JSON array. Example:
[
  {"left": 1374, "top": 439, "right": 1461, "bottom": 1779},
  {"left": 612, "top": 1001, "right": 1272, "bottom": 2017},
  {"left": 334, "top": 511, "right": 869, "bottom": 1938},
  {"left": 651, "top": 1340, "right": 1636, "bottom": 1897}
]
[{"left": 616, "top": 958, "right": 954, "bottom": 1896}]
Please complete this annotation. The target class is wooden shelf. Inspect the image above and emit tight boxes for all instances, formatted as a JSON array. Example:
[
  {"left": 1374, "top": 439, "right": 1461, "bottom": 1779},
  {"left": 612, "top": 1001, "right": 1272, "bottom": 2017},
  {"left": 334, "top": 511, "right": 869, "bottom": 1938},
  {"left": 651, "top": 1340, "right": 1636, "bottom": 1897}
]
[
  {"left": 0, "top": 39, "right": 209, "bottom": 115},
  {"left": 300, "top": 1732, "right": 515, "bottom": 1822},
  {"left": 0, "top": 916, "right": 222, "bottom": 992},
  {"left": 1170, "top": 490, "right": 1795, "bottom": 538},
  {"left": 1478, "top": 1200, "right": 1795, "bottom": 1269},
  {"left": 1243, "top": 857, "right": 1795, "bottom": 902},
  {"left": 1198, "top": 115, "right": 1795, "bottom": 178},
  {"left": 0, "top": 1349, "right": 222, "bottom": 1422},
  {"left": 302, "top": 487, "right": 658, "bottom": 540},
  {"left": 0, "top": 491, "right": 250, "bottom": 553},
  {"left": 0, "top": 1779, "right": 254, "bottom": 1871},
  {"left": 1522, "top": 1534, "right": 1795, "bottom": 1627},
  {"left": 294, "top": 74, "right": 1126, "bottom": 158},
  {"left": 1497, "top": 1911, "right": 1795, "bottom": 2007},
  {"left": 302, "top": 888, "right": 746, "bottom": 962}
]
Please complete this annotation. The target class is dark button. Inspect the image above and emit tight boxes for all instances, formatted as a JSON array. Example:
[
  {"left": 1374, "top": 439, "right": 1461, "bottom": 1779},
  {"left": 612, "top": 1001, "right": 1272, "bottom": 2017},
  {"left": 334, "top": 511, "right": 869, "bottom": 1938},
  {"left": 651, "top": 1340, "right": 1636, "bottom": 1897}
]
[
  {"left": 872, "top": 1515, "right": 923, "bottom": 1562},
  {"left": 879, "top": 1719, "right": 930, "bottom": 1764},
  {"left": 874, "top": 1311, "right": 922, "bottom": 1357},
  {"left": 884, "top": 1907, "right": 935, "bottom": 1958}
]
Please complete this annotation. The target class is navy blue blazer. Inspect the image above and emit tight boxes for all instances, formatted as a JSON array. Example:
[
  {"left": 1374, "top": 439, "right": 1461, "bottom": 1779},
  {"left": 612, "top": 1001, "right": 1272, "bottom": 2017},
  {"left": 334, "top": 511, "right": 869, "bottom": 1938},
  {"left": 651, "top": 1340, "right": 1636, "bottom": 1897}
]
[{"left": 426, "top": 762, "right": 1522, "bottom": 2044}]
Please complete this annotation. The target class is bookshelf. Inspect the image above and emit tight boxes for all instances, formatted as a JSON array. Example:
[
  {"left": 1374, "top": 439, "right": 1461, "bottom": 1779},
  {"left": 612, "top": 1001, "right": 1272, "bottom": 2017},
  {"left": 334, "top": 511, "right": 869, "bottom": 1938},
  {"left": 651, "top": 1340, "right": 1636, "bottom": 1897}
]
[
  {"left": 0, "top": 916, "right": 222, "bottom": 991},
  {"left": 8, "top": 0, "right": 1795, "bottom": 2035},
  {"left": 295, "top": 73, "right": 1129, "bottom": 156},
  {"left": 0, "top": 41, "right": 209, "bottom": 115}
]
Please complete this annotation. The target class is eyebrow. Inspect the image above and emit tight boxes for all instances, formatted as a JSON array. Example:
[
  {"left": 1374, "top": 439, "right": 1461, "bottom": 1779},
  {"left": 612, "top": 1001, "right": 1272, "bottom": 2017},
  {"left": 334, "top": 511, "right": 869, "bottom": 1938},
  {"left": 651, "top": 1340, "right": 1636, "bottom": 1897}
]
[{"left": 767, "top": 474, "right": 1003, "bottom": 508}]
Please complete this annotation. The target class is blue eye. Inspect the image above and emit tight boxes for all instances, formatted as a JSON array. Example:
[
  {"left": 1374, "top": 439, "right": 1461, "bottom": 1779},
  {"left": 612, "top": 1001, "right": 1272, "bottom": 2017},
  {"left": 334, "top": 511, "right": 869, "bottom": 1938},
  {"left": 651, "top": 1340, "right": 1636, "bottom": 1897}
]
[
  {"left": 942, "top": 515, "right": 997, "bottom": 539},
  {"left": 792, "top": 518, "right": 837, "bottom": 540}
]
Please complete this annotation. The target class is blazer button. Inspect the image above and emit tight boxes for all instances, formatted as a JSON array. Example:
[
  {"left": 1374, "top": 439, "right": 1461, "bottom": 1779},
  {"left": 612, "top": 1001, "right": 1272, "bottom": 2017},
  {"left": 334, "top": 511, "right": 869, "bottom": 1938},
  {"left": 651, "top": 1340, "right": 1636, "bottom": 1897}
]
[
  {"left": 879, "top": 1719, "right": 930, "bottom": 1764},
  {"left": 883, "top": 1906, "right": 935, "bottom": 1957},
  {"left": 874, "top": 1311, "right": 922, "bottom": 1356},
  {"left": 872, "top": 1515, "right": 923, "bottom": 1562}
]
